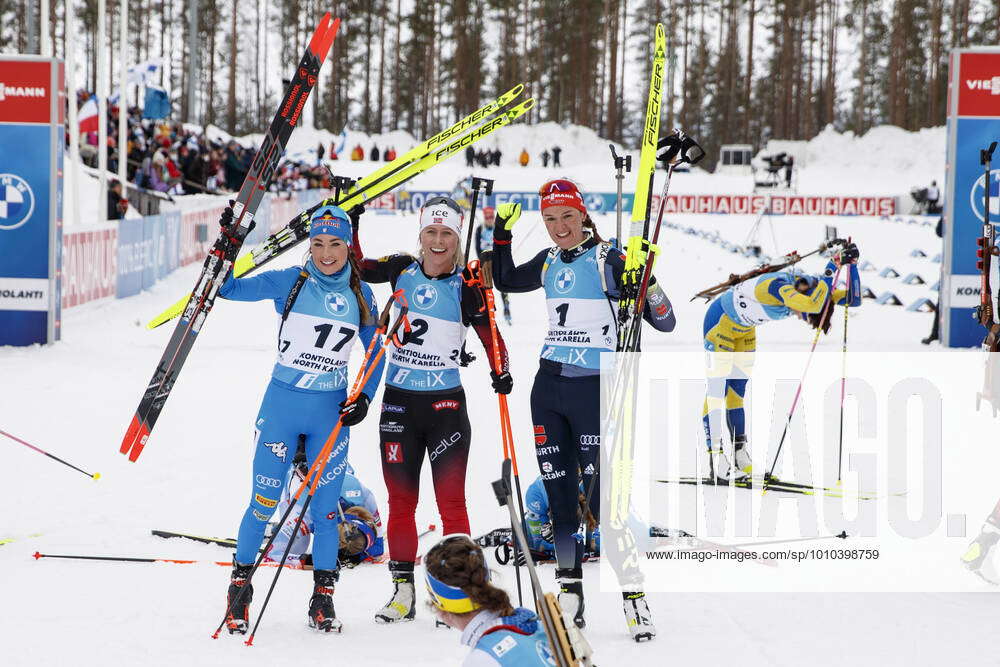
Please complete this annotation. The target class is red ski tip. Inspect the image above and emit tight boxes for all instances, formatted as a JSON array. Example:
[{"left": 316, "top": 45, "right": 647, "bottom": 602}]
[
  {"left": 211, "top": 631, "right": 220, "bottom": 640},
  {"left": 33, "top": 551, "right": 41, "bottom": 560},
  {"left": 120, "top": 415, "right": 140, "bottom": 455},
  {"left": 126, "top": 423, "right": 151, "bottom": 462},
  {"left": 245, "top": 635, "right": 255, "bottom": 647},
  {"left": 308, "top": 14, "right": 340, "bottom": 61}
]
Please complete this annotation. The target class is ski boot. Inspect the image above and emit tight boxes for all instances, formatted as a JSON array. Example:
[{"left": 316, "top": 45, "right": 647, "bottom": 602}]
[
  {"left": 623, "top": 591, "right": 656, "bottom": 642},
  {"left": 556, "top": 569, "right": 585, "bottom": 629},
  {"left": 733, "top": 435, "right": 752, "bottom": 477},
  {"left": 374, "top": 561, "right": 416, "bottom": 624},
  {"left": 308, "top": 569, "right": 343, "bottom": 633},
  {"left": 961, "top": 530, "right": 1000, "bottom": 584},
  {"left": 225, "top": 562, "right": 253, "bottom": 635},
  {"left": 710, "top": 450, "right": 742, "bottom": 484}
]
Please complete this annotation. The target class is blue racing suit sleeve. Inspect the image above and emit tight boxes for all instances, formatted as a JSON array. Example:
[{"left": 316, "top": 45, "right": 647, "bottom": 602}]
[
  {"left": 357, "top": 284, "right": 385, "bottom": 398},
  {"left": 836, "top": 263, "right": 862, "bottom": 306},
  {"left": 491, "top": 245, "right": 549, "bottom": 293},
  {"left": 218, "top": 266, "right": 300, "bottom": 310}
]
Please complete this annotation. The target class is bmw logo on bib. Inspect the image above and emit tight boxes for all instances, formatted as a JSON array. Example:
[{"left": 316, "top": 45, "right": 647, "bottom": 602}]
[
  {"left": 325, "top": 292, "right": 350, "bottom": 316},
  {"left": 0, "top": 173, "right": 35, "bottom": 231},
  {"left": 413, "top": 283, "right": 438, "bottom": 310},
  {"left": 554, "top": 267, "right": 576, "bottom": 294},
  {"left": 970, "top": 169, "right": 1000, "bottom": 223}
]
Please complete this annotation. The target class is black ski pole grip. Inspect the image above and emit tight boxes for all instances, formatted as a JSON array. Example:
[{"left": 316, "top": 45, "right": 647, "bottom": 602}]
[{"left": 492, "top": 477, "right": 510, "bottom": 507}]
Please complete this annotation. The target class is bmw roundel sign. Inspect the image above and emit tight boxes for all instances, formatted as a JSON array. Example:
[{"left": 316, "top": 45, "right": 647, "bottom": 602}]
[{"left": 0, "top": 173, "right": 35, "bottom": 231}]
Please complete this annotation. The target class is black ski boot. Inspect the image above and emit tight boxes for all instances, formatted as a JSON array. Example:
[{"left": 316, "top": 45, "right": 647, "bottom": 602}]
[
  {"left": 225, "top": 562, "right": 253, "bottom": 635},
  {"left": 375, "top": 561, "right": 416, "bottom": 623},
  {"left": 556, "top": 568, "right": 585, "bottom": 629},
  {"left": 308, "top": 569, "right": 342, "bottom": 633}
]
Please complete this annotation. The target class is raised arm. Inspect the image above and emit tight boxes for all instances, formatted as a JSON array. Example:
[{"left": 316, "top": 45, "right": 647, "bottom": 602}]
[
  {"left": 219, "top": 266, "right": 300, "bottom": 305},
  {"left": 490, "top": 203, "right": 549, "bottom": 293}
]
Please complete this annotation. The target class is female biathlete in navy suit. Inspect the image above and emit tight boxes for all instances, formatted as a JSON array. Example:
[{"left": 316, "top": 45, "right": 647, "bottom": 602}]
[
  {"left": 219, "top": 205, "right": 384, "bottom": 634},
  {"left": 350, "top": 196, "right": 511, "bottom": 624},
  {"left": 491, "top": 179, "right": 676, "bottom": 640}
]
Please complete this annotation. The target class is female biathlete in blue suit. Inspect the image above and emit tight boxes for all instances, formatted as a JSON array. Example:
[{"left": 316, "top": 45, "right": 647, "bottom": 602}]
[
  {"left": 219, "top": 204, "right": 384, "bottom": 634},
  {"left": 491, "top": 179, "right": 676, "bottom": 640},
  {"left": 425, "top": 535, "right": 555, "bottom": 667},
  {"left": 701, "top": 241, "right": 861, "bottom": 481}
]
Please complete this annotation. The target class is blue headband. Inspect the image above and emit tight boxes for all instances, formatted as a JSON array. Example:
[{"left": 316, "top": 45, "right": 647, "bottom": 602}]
[{"left": 309, "top": 205, "right": 353, "bottom": 245}]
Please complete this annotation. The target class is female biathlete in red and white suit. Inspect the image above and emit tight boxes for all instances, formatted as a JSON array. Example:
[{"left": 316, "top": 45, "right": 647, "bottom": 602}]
[{"left": 349, "top": 196, "right": 511, "bottom": 624}]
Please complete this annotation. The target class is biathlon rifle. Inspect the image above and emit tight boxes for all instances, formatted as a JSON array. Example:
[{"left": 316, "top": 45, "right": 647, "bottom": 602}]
[{"left": 690, "top": 240, "right": 839, "bottom": 302}]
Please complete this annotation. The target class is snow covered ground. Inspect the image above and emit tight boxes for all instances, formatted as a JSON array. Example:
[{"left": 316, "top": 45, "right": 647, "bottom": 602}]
[{"left": 5, "top": 154, "right": 999, "bottom": 666}]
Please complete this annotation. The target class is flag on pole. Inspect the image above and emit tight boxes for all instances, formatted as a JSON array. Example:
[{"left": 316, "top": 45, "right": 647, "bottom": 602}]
[
  {"left": 143, "top": 85, "right": 171, "bottom": 119},
  {"left": 78, "top": 95, "right": 99, "bottom": 133}
]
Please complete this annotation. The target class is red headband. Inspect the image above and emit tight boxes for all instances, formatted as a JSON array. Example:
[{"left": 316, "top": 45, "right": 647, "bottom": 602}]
[{"left": 540, "top": 185, "right": 587, "bottom": 214}]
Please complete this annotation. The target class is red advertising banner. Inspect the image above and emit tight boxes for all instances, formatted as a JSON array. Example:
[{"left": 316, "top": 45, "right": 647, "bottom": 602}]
[
  {"left": 61, "top": 228, "right": 117, "bottom": 308},
  {"left": 269, "top": 196, "right": 300, "bottom": 234},
  {"left": 0, "top": 59, "right": 52, "bottom": 123},
  {"left": 957, "top": 52, "right": 1000, "bottom": 117},
  {"left": 653, "top": 194, "right": 895, "bottom": 216},
  {"left": 180, "top": 207, "right": 222, "bottom": 265}
]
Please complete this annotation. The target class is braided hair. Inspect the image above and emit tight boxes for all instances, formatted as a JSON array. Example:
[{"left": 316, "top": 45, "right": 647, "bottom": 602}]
[{"left": 425, "top": 536, "right": 514, "bottom": 616}]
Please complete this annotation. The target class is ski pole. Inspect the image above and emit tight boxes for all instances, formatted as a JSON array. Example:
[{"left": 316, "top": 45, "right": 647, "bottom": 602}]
[
  {"left": 464, "top": 251, "right": 531, "bottom": 608},
  {"left": 33, "top": 552, "right": 311, "bottom": 569},
  {"left": 837, "top": 240, "right": 853, "bottom": 483},
  {"left": 765, "top": 264, "right": 845, "bottom": 483},
  {"left": 0, "top": 429, "right": 99, "bottom": 479},
  {"left": 723, "top": 531, "right": 848, "bottom": 549},
  {"left": 609, "top": 144, "right": 632, "bottom": 248},
  {"left": 462, "top": 177, "right": 494, "bottom": 264},
  {"left": 213, "top": 291, "right": 410, "bottom": 642}
]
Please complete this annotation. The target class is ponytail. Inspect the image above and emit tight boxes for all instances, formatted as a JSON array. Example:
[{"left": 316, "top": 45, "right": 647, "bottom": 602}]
[
  {"left": 582, "top": 214, "right": 604, "bottom": 243},
  {"left": 347, "top": 254, "right": 375, "bottom": 326}
]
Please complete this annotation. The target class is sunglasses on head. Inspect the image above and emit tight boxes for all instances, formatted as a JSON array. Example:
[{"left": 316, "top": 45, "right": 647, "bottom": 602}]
[
  {"left": 423, "top": 196, "right": 463, "bottom": 217},
  {"left": 538, "top": 178, "right": 580, "bottom": 196}
]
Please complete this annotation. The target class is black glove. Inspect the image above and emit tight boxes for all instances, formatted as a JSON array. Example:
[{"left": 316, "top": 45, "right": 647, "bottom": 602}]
[
  {"left": 347, "top": 204, "right": 365, "bottom": 231},
  {"left": 839, "top": 242, "right": 860, "bottom": 265},
  {"left": 218, "top": 200, "right": 236, "bottom": 229},
  {"left": 490, "top": 370, "right": 513, "bottom": 395},
  {"left": 459, "top": 343, "right": 476, "bottom": 367},
  {"left": 338, "top": 393, "right": 370, "bottom": 427},
  {"left": 808, "top": 307, "right": 834, "bottom": 335},
  {"left": 656, "top": 129, "right": 706, "bottom": 166}
]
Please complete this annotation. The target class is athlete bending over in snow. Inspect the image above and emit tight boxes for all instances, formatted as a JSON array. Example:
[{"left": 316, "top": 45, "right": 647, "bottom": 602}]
[{"left": 701, "top": 240, "right": 860, "bottom": 482}]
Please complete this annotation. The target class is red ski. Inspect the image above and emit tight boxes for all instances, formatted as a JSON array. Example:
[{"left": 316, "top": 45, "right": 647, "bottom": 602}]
[{"left": 120, "top": 14, "right": 340, "bottom": 462}]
